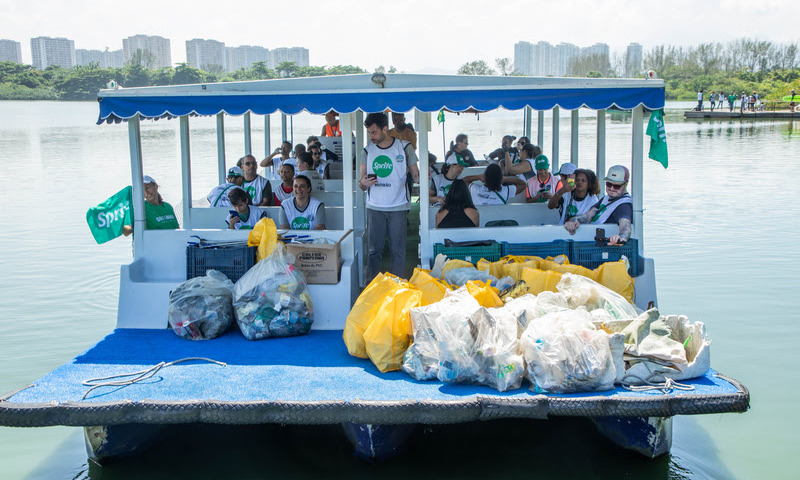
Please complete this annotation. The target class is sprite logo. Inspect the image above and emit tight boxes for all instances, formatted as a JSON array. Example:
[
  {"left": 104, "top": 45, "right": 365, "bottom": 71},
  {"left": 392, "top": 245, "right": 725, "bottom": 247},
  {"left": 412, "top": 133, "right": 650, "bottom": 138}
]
[
  {"left": 291, "top": 216, "right": 311, "bottom": 230},
  {"left": 567, "top": 204, "right": 578, "bottom": 216},
  {"left": 372, "top": 155, "right": 393, "bottom": 178},
  {"left": 442, "top": 184, "right": 451, "bottom": 195}
]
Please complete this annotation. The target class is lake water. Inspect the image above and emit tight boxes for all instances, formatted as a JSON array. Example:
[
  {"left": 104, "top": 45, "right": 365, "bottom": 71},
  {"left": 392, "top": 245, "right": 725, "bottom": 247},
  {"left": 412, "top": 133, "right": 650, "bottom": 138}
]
[{"left": 0, "top": 100, "right": 798, "bottom": 479}]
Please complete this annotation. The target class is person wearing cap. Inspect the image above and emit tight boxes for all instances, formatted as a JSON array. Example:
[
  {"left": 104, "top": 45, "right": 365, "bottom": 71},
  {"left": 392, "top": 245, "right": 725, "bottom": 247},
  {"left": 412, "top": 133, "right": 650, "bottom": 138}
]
[
  {"left": 429, "top": 151, "right": 467, "bottom": 206},
  {"left": 526, "top": 154, "right": 559, "bottom": 203},
  {"left": 227, "top": 187, "right": 268, "bottom": 230},
  {"left": 206, "top": 166, "right": 246, "bottom": 208},
  {"left": 238, "top": 154, "right": 273, "bottom": 206},
  {"left": 279, "top": 175, "right": 326, "bottom": 230},
  {"left": 123, "top": 175, "right": 179, "bottom": 235},
  {"left": 296, "top": 152, "right": 325, "bottom": 192},
  {"left": 445, "top": 134, "right": 478, "bottom": 167},
  {"left": 503, "top": 143, "right": 542, "bottom": 181},
  {"left": 564, "top": 165, "right": 633, "bottom": 245},
  {"left": 321, "top": 110, "right": 341, "bottom": 137},
  {"left": 273, "top": 163, "right": 295, "bottom": 207},
  {"left": 548, "top": 168, "right": 600, "bottom": 225},
  {"left": 487, "top": 135, "right": 518, "bottom": 163},
  {"left": 463, "top": 163, "right": 527, "bottom": 206}
]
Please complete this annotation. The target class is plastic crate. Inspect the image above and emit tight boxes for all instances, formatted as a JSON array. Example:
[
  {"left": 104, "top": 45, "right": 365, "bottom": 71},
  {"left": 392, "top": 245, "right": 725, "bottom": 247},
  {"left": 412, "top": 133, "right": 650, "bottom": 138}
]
[
  {"left": 500, "top": 240, "right": 573, "bottom": 259},
  {"left": 186, "top": 244, "right": 257, "bottom": 282},
  {"left": 571, "top": 239, "right": 640, "bottom": 276},
  {"left": 433, "top": 242, "right": 502, "bottom": 265}
]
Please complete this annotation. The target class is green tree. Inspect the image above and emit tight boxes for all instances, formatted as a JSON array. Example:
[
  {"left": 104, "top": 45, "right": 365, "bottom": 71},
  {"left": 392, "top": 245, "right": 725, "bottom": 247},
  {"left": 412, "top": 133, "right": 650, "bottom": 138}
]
[
  {"left": 128, "top": 49, "right": 158, "bottom": 69},
  {"left": 173, "top": 63, "right": 204, "bottom": 85},
  {"left": 495, "top": 58, "right": 514, "bottom": 76},
  {"left": 457, "top": 60, "right": 496, "bottom": 75},
  {"left": 276, "top": 61, "right": 298, "bottom": 78}
]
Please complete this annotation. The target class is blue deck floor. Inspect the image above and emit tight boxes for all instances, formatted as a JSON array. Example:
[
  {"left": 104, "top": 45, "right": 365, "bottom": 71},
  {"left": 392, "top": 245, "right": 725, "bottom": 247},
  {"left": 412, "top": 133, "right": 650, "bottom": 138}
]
[{"left": 6, "top": 328, "right": 740, "bottom": 405}]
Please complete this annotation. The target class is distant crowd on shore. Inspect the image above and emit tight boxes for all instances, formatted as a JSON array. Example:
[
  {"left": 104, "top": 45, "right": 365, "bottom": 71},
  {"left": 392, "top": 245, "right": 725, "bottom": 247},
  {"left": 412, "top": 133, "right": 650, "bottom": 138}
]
[{"left": 694, "top": 89, "right": 795, "bottom": 112}]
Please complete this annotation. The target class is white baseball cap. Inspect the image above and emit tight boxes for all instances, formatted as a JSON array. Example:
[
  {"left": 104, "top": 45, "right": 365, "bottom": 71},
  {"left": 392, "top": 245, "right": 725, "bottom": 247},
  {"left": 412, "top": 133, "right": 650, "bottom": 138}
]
[
  {"left": 556, "top": 163, "right": 577, "bottom": 175},
  {"left": 605, "top": 165, "right": 630, "bottom": 184},
  {"left": 143, "top": 175, "right": 156, "bottom": 184}
]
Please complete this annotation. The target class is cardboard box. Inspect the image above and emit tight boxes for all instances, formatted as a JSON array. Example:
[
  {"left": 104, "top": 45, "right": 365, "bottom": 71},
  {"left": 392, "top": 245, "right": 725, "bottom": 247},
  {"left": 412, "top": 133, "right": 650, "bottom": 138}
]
[{"left": 285, "top": 229, "right": 353, "bottom": 284}]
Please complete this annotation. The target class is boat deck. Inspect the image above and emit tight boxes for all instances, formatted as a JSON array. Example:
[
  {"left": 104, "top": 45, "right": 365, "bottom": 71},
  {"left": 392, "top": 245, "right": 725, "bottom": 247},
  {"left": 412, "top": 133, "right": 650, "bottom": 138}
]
[{"left": 0, "top": 329, "right": 749, "bottom": 427}]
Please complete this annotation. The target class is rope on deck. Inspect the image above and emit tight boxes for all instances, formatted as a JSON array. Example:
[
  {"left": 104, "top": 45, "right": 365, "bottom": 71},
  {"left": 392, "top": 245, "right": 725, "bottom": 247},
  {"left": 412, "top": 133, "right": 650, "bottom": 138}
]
[
  {"left": 81, "top": 357, "right": 227, "bottom": 400},
  {"left": 620, "top": 375, "right": 695, "bottom": 395}
]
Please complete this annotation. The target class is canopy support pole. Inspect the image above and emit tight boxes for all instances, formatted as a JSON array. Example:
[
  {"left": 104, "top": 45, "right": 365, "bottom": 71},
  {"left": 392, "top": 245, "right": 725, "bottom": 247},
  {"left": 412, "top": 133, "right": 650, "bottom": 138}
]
[
  {"left": 416, "top": 109, "right": 431, "bottom": 268},
  {"left": 551, "top": 106, "right": 560, "bottom": 172},
  {"left": 353, "top": 110, "right": 367, "bottom": 286},
  {"left": 631, "top": 105, "right": 644, "bottom": 247},
  {"left": 537, "top": 111, "right": 544, "bottom": 147},
  {"left": 570, "top": 109, "right": 579, "bottom": 165},
  {"left": 243, "top": 112, "right": 252, "bottom": 155},
  {"left": 281, "top": 113, "right": 287, "bottom": 141},
  {"left": 341, "top": 113, "right": 355, "bottom": 232},
  {"left": 596, "top": 110, "right": 607, "bottom": 196},
  {"left": 524, "top": 106, "right": 533, "bottom": 140},
  {"left": 216, "top": 114, "right": 226, "bottom": 184},
  {"left": 128, "top": 115, "right": 145, "bottom": 259},
  {"left": 264, "top": 115, "right": 271, "bottom": 159},
  {"left": 179, "top": 115, "right": 193, "bottom": 230}
]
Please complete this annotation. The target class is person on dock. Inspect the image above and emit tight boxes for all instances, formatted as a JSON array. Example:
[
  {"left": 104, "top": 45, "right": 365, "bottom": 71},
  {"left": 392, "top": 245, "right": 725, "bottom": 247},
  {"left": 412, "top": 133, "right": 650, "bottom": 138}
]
[
  {"left": 429, "top": 153, "right": 466, "bottom": 206},
  {"left": 697, "top": 90, "right": 704, "bottom": 111},
  {"left": 710, "top": 92, "right": 716, "bottom": 111},
  {"left": 548, "top": 168, "right": 600, "bottom": 225},
  {"left": 273, "top": 163, "right": 295, "bottom": 206},
  {"left": 463, "top": 163, "right": 527, "bottom": 205},
  {"left": 563, "top": 165, "right": 632, "bottom": 245},
  {"left": 435, "top": 179, "right": 479, "bottom": 228},
  {"left": 279, "top": 175, "right": 326, "bottom": 230},
  {"left": 260, "top": 141, "right": 293, "bottom": 179},
  {"left": 296, "top": 152, "right": 325, "bottom": 192},
  {"left": 740, "top": 92, "right": 746, "bottom": 113},
  {"left": 358, "top": 112, "right": 420, "bottom": 280},
  {"left": 445, "top": 134, "right": 479, "bottom": 167},
  {"left": 227, "top": 188, "right": 267, "bottom": 230},
  {"left": 728, "top": 92, "right": 736, "bottom": 112},
  {"left": 321, "top": 110, "right": 341, "bottom": 137},
  {"left": 206, "top": 166, "right": 246, "bottom": 207},
  {"left": 791, "top": 89, "right": 797, "bottom": 110},
  {"left": 123, "top": 175, "right": 180, "bottom": 235},
  {"left": 240, "top": 154, "right": 273, "bottom": 206},
  {"left": 526, "top": 154, "right": 560, "bottom": 203}
]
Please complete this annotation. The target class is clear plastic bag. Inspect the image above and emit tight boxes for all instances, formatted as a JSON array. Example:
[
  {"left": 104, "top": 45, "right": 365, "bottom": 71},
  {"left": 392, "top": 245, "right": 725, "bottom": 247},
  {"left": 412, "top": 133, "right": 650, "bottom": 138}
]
[
  {"left": 556, "top": 273, "right": 639, "bottom": 321},
  {"left": 521, "top": 309, "right": 616, "bottom": 393},
  {"left": 168, "top": 270, "right": 235, "bottom": 340},
  {"left": 444, "top": 267, "right": 498, "bottom": 287},
  {"left": 232, "top": 243, "right": 314, "bottom": 340}
]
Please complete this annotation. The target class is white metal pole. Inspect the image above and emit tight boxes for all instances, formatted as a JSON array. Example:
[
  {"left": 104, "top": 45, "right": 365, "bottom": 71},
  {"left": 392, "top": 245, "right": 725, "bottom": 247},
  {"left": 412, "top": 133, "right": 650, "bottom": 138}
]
[
  {"left": 281, "top": 113, "right": 287, "bottom": 141},
  {"left": 570, "top": 109, "right": 579, "bottom": 165},
  {"left": 551, "top": 106, "right": 560, "bottom": 171},
  {"left": 243, "top": 112, "right": 252, "bottom": 155},
  {"left": 179, "top": 115, "right": 193, "bottom": 230},
  {"left": 216, "top": 113, "right": 226, "bottom": 184},
  {"left": 354, "top": 110, "right": 366, "bottom": 286},
  {"left": 128, "top": 115, "right": 145, "bottom": 258},
  {"left": 341, "top": 112, "right": 354, "bottom": 231},
  {"left": 631, "top": 105, "right": 644, "bottom": 247},
  {"left": 537, "top": 111, "right": 545, "bottom": 147},
  {"left": 524, "top": 106, "right": 533, "bottom": 139},
  {"left": 596, "top": 110, "right": 607, "bottom": 196},
  {"left": 264, "top": 114, "right": 271, "bottom": 157},
  {"left": 416, "top": 109, "right": 431, "bottom": 268}
]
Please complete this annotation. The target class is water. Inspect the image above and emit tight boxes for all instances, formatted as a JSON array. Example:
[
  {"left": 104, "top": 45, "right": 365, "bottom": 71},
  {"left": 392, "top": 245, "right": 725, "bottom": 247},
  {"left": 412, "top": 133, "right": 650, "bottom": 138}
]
[{"left": 1, "top": 100, "right": 798, "bottom": 479}]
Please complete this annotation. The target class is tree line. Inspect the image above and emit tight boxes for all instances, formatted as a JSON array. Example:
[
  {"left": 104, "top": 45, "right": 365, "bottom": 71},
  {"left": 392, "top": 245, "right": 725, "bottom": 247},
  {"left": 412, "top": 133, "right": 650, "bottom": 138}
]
[{"left": 0, "top": 61, "right": 366, "bottom": 101}]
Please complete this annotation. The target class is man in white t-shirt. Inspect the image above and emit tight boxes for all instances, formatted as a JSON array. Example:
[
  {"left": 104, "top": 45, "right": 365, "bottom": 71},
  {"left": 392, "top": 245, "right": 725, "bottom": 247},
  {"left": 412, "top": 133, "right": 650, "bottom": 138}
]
[
  {"left": 358, "top": 112, "right": 420, "bottom": 280},
  {"left": 239, "top": 155, "right": 273, "bottom": 206},
  {"left": 206, "top": 166, "right": 245, "bottom": 207}
]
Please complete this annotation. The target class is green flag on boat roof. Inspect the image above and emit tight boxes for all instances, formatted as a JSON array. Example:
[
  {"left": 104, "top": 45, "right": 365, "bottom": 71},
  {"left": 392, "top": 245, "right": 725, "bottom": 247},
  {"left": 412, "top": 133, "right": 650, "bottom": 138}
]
[
  {"left": 646, "top": 108, "right": 668, "bottom": 169},
  {"left": 437, "top": 109, "right": 445, "bottom": 124},
  {"left": 86, "top": 186, "right": 133, "bottom": 244}
]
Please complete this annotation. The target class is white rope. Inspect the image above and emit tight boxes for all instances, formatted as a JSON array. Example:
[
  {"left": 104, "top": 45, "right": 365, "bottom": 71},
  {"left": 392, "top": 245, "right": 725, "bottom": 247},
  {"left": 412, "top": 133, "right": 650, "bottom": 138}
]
[
  {"left": 620, "top": 374, "right": 695, "bottom": 395},
  {"left": 81, "top": 357, "right": 226, "bottom": 400}
]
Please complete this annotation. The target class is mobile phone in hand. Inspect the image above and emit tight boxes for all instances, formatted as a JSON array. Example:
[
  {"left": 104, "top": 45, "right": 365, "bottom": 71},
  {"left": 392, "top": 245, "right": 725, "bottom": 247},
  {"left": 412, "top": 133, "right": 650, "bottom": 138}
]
[{"left": 367, "top": 173, "right": 377, "bottom": 179}]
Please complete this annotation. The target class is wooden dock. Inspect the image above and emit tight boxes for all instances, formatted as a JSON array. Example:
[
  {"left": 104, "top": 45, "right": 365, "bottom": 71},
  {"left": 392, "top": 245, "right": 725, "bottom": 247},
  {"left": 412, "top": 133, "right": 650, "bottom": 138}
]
[{"left": 684, "top": 109, "right": 799, "bottom": 120}]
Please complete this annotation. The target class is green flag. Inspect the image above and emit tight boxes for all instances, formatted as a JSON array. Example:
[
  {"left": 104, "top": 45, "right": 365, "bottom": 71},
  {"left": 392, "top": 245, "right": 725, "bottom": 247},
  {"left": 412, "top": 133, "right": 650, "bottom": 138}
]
[
  {"left": 86, "top": 186, "right": 133, "bottom": 244},
  {"left": 646, "top": 108, "right": 668, "bottom": 168},
  {"left": 437, "top": 109, "right": 445, "bottom": 124}
]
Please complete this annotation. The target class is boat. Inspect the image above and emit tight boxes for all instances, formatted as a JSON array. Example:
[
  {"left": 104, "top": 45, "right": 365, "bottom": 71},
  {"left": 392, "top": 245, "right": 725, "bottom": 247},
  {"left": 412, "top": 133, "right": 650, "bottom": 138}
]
[{"left": 0, "top": 73, "right": 749, "bottom": 464}]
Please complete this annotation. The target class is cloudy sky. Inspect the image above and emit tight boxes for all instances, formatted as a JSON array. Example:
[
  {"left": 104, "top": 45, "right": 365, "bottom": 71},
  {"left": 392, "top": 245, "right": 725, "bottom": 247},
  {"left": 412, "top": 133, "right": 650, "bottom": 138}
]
[{"left": 4, "top": 0, "right": 797, "bottom": 72}]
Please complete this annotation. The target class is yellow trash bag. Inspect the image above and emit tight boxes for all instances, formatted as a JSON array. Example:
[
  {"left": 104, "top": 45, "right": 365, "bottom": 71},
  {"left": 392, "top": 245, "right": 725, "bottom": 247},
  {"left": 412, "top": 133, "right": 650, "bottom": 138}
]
[
  {"left": 594, "top": 260, "right": 634, "bottom": 303},
  {"left": 409, "top": 268, "right": 451, "bottom": 306},
  {"left": 363, "top": 287, "right": 423, "bottom": 372},
  {"left": 465, "top": 280, "right": 504, "bottom": 308},
  {"left": 343, "top": 273, "right": 407, "bottom": 358},
  {"left": 476, "top": 258, "right": 506, "bottom": 278},
  {"left": 520, "top": 268, "right": 563, "bottom": 295},
  {"left": 441, "top": 259, "right": 474, "bottom": 277},
  {"left": 542, "top": 260, "right": 598, "bottom": 280},
  {"left": 502, "top": 259, "right": 540, "bottom": 282},
  {"left": 248, "top": 218, "right": 278, "bottom": 262}
]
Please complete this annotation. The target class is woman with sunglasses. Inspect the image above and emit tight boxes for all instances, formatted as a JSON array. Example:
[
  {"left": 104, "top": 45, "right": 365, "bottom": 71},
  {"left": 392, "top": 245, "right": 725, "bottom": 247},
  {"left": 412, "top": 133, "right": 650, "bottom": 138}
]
[{"left": 564, "top": 165, "right": 632, "bottom": 245}]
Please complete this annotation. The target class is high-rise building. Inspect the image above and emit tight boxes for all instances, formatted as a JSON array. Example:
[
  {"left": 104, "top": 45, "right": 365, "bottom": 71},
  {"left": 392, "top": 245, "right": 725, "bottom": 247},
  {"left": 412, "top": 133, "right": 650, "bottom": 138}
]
[
  {"left": 30, "top": 36, "right": 75, "bottom": 70},
  {"left": 555, "top": 42, "right": 579, "bottom": 77},
  {"left": 186, "top": 38, "right": 227, "bottom": 72},
  {"left": 514, "top": 41, "right": 533, "bottom": 76},
  {"left": 531, "top": 41, "right": 554, "bottom": 76},
  {"left": 625, "top": 43, "right": 643, "bottom": 78},
  {"left": 0, "top": 39, "right": 23, "bottom": 63},
  {"left": 271, "top": 47, "right": 309, "bottom": 68},
  {"left": 76, "top": 48, "right": 125, "bottom": 68},
  {"left": 581, "top": 43, "right": 610, "bottom": 59},
  {"left": 226, "top": 45, "right": 270, "bottom": 72},
  {"left": 123, "top": 35, "right": 171, "bottom": 68}
]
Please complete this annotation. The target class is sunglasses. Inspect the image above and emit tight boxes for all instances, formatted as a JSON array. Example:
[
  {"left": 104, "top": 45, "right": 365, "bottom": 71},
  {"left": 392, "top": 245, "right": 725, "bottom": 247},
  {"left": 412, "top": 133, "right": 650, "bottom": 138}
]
[
  {"left": 243, "top": 162, "right": 256, "bottom": 166},
  {"left": 606, "top": 182, "right": 625, "bottom": 190}
]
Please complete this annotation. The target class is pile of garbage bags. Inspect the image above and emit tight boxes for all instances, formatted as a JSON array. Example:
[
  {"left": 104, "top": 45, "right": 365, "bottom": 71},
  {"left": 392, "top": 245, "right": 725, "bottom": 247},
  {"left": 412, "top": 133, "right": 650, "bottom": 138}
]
[{"left": 168, "top": 270, "right": 235, "bottom": 340}]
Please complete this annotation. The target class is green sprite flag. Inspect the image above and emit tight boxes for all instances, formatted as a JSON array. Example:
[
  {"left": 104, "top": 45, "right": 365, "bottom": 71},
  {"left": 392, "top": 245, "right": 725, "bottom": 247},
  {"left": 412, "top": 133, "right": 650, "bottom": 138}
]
[
  {"left": 86, "top": 186, "right": 133, "bottom": 244},
  {"left": 646, "top": 108, "right": 668, "bottom": 168},
  {"left": 437, "top": 109, "right": 445, "bottom": 124}
]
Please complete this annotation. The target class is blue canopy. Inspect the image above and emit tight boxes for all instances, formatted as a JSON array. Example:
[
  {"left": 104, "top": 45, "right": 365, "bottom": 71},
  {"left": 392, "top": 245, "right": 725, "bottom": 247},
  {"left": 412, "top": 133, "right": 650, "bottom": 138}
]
[{"left": 97, "top": 73, "right": 665, "bottom": 124}]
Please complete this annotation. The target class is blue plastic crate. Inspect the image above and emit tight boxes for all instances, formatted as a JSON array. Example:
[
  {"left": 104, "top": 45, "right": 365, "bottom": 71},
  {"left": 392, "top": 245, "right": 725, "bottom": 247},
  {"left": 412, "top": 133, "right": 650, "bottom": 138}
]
[
  {"left": 500, "top": 240, "right": 573, "bottom": 259},
  {"left": 571, "top": 239, "right": 640, "bottom": 276},
  {"left": 186, "top": 244, "right": 257, "bottom": 282},
  {"left": 433, "top": 243, "right": 502, "bottom": 265}
]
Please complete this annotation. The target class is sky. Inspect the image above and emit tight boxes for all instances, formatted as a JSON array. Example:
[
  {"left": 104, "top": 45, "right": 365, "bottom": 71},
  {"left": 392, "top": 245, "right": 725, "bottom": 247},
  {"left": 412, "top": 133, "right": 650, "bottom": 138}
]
[{"left": 3, "top": 0, "right": 798, "bottom": 73}]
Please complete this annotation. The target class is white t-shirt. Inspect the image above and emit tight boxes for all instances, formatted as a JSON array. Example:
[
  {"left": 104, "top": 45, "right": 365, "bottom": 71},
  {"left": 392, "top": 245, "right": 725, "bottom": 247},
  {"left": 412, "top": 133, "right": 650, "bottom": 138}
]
[
  {"left": 558, "top": 192, "right": 600, "bottom": 225},
  {"left": 279, "top": 197, "right": 325, "bottom": 230},
  {"left": 430, "top": 173, "right": 455, "bottom": 204},
  {"left": 469, "top": 183, "right": 515, "bottom": 205},
  {"left": 207, "top": 182, "right": 239, "bottom": 207},
  {"left": 229, "top": 206, "right": 267, "bottom": 230}
]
